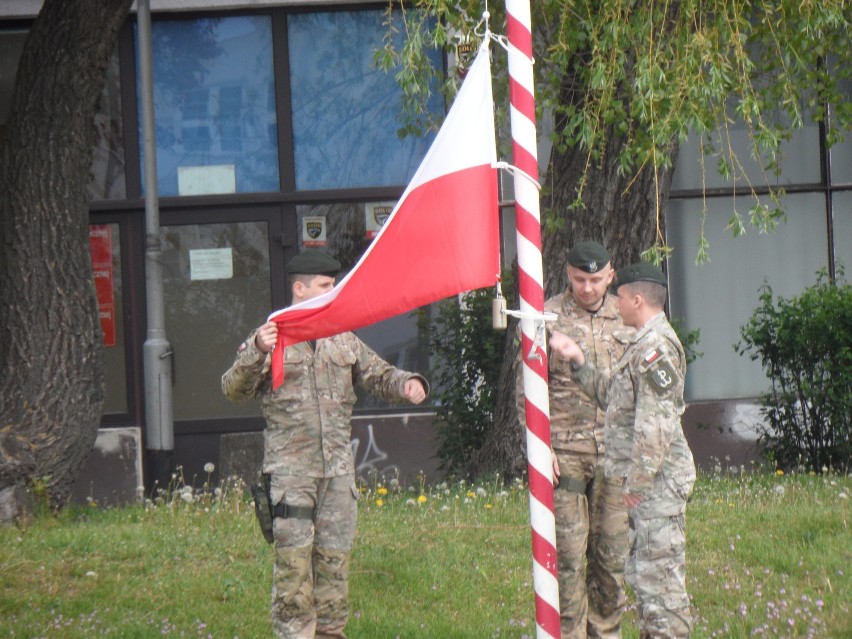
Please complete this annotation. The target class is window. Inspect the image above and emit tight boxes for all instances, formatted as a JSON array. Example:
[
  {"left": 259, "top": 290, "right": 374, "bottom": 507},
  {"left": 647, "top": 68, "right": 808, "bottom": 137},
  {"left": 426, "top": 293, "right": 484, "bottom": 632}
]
[
  {"left": 667, "top": 193, "right": 829, "bottom": 400},
  {"left": 671, "top": 101, "right": 821, "bottom": 192},
  {"left": 161, "top": 221, "right": 271, "bottom": 420},
  {"left": 90, "top": 51, "right": 127, "bottom": 200},
  {"left": 288, "top": 10, "right": 443, "bottom": 190},
  {"left": 136, "top": 15, "right": 279, "bottom": 196},
  {"left": 666, "top": 70, "right": 852, "bottom": 402},
  {"left": 832, "top": 191, "right": 852, "bottom": 273}
]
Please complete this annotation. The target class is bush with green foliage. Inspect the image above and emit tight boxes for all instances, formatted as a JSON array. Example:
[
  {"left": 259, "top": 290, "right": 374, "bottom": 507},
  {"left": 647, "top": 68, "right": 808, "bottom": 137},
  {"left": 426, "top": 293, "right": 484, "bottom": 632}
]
[
  {"left": 736, "top": 270, "right": 851, "bottom": 472},
  {"left": 420, "top": 279, "right": 511, "bottom": 476}
]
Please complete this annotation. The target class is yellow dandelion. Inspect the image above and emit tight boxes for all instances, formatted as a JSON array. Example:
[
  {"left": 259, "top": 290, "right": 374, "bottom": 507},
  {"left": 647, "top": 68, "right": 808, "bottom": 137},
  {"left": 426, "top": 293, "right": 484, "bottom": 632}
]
[
  {"left": 417, "top": 495, "right": 427, "bottom": 504},
  {"left": 377, "top": 487, "right": 388, "bottom": 496},
  {"left": 776, "top": 469, "right": 784, "bottom": 476},
  {"left": 728, "top": 502, "right": 735, "bottom": 508},
  {"left": 376, "top": 499, "right": 384, "bottom": 507},
  {"left": 467, "top": 491, "right": 475, "bottom": 498},
  {"left": 486, "top": 503, "right": 493, "bottom": 509}
]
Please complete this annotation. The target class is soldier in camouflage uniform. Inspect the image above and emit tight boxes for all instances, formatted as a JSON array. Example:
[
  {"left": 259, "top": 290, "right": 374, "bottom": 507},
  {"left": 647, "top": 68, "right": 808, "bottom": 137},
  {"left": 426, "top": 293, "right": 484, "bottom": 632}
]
[
  {"left": 222, "top": 251, "right": 428, "bottom": 639},
  {"left": 550, "top": 261, "right": 696, "bottom": 639},
  {"left": 516, "top": 241, "right": 633, "bottom": 638}
]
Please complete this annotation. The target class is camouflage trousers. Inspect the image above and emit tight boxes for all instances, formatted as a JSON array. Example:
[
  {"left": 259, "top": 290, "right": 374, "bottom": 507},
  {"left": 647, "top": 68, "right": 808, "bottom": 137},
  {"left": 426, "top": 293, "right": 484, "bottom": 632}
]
[
  {"left": 626, "top": 513, "right": 691, "bottom": 639},
  {"left": 555, "top": 454, "right": 629, "bottom": 639},
  {"left": 270, "top": 474, "right": 358, "bottom": 639}
]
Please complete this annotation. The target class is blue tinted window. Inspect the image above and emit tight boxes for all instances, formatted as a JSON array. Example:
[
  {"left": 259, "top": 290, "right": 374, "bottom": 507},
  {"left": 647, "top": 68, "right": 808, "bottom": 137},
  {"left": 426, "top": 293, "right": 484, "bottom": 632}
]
[
  {"left": 137, "top": 16, "right": 279, "bottom": 196},
  {"left": 288, "top": 11, "right": 443, "bottom": 190}
]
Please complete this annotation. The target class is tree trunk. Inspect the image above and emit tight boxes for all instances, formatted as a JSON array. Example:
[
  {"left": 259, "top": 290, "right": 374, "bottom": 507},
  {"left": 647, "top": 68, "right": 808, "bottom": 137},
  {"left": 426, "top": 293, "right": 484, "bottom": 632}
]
[
  {"left": 0, "top": 0, "right": 133, "bottom": 520},
  {"left": 473, "top": 116, "right": 679, "bottom": 481}
]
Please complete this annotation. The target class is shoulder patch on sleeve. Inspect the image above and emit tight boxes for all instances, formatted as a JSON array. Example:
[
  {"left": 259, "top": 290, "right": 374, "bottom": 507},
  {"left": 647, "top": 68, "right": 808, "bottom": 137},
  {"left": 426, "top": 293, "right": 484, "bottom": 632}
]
[{"left": 643, "top": 357, "right": 678, "bottom": 394}]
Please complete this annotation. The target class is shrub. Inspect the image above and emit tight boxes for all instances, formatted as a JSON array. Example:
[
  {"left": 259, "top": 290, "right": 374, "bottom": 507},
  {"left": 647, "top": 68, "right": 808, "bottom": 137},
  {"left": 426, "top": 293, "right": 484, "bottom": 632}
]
[
  {"left": 735, "top": 270, "right": 851, "bottom": 471},
  {"left": 420, "top": 275, "right": 513, "bottom": 475}
]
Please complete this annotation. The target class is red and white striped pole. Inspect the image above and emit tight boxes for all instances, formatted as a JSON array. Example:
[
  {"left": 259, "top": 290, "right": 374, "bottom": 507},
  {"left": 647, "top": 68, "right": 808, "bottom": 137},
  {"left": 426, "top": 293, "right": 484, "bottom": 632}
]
[{"left": 505, "top": 0, "right": 560, "bottom": 636}]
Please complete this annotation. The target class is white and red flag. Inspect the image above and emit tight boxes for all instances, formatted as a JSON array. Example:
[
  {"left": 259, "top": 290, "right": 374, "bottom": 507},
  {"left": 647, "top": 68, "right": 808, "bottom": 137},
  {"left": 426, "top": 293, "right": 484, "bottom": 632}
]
[{"left": 269, "top": 43, "right": 500, "bottom": 388}]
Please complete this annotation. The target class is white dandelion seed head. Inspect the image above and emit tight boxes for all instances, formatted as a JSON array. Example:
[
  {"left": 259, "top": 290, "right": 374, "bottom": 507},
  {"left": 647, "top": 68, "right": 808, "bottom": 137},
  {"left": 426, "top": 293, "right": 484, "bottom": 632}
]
[{"left": 204, "top": 463, "right": 215, "bottom": 474}]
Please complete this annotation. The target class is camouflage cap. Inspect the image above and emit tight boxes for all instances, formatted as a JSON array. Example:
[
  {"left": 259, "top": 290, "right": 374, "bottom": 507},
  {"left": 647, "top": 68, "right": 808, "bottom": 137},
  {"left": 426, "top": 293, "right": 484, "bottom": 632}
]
[
  {"left": 285, "top": 251, "right": 341, "bottom": 276},
  {"left": 567, "top": 241, "right": 611, "bottom": 273},
  {"left": 616, "top": 261, "right": 668, "bottom": 288}
]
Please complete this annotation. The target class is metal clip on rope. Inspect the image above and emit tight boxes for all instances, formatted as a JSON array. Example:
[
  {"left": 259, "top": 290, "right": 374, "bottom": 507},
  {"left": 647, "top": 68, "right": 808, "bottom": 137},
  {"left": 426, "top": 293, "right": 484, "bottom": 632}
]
[
  {"left": 504, "top": 308, "right": 557, "bottom": 362},
  {"left": 492, "top": 278, "right": 557, "bottom": 362}
]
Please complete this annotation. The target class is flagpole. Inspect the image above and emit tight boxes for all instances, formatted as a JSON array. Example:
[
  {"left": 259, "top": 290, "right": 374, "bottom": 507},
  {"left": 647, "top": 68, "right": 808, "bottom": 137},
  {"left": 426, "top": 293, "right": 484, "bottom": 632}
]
[{"left": 505, "top": 0, "right": 560, "bottom": 636}]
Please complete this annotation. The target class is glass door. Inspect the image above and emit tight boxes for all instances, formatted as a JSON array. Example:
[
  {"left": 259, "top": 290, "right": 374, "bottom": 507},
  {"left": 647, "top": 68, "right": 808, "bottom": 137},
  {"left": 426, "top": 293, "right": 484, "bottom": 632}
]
[{"left": 160, "top": 219, "right": 274, "bottom": 421}]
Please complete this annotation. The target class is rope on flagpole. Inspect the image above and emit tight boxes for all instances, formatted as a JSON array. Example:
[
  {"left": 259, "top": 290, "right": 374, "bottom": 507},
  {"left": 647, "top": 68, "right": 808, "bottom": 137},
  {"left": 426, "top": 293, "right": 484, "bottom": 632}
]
[
  {"left": 504, "top": 0, "right": 561, "bottom": 636},
  {"left": 495, "top": 160, "right": 541, "bottom": 191}
]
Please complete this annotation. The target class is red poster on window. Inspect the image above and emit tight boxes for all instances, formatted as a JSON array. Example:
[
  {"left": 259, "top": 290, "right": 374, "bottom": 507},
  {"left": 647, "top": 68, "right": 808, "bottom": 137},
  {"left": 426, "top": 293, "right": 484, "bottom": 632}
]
[{"left": 89, "top": 225, "right": 116, "bottom": 347}]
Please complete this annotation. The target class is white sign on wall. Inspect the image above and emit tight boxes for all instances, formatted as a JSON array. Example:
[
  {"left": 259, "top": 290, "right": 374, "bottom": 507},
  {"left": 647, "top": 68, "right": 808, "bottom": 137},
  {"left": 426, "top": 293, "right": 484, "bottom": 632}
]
[
  {"left": 177, "top": 164, "right": 236, "bottom": 196},
  {"left": 190, "top": 248, "right": 233, "bottom": 281}
]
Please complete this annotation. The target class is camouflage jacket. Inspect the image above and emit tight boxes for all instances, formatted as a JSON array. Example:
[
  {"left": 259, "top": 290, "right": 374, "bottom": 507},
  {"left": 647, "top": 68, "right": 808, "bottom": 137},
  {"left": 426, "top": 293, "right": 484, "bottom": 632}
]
[
  {"left": 574, "top": 312, "right": 696, "bottom": 517},
  {"left": 221, "top": 331, "right": 427, "bottom": 479},
  {"left": 516, "top": 291, "right": 633, "bottom": 457}
]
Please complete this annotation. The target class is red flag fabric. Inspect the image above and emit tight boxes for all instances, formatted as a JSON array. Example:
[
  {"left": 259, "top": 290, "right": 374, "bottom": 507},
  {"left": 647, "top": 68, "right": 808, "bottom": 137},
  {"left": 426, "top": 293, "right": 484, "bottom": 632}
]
[{"left": 269, "top": 43, "right": 499, "bottom": 389}]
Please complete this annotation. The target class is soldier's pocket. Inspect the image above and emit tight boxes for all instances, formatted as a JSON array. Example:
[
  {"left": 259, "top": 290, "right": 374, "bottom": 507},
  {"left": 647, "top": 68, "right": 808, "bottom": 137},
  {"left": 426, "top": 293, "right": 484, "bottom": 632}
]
[
  {"left": 636, "top": 515, "right": 685, "bottom": 563},
  {"left": 325, "top": 345, "right": 358, "bottom": 401},
  {"left": 663, "top": 468, "right": 696, "bottom": 504},
  {"left": 275, "top": 349, "right": 311, "bottom": 401}
]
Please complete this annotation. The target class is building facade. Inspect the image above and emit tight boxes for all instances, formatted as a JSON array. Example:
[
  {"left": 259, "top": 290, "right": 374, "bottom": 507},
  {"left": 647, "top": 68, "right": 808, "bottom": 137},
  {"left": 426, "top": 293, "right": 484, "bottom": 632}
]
[{"left": 1, "top": 1, "right": 849, "bottom": 501}]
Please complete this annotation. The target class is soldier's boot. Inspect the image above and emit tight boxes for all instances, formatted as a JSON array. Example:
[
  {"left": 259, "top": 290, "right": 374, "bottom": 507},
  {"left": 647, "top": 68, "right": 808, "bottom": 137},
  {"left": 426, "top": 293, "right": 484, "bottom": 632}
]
[
  {"left": 314, "top": 546, "right": 351, "bottom": 639},
  {"left": 635, "top": 599, "right": 691, "bottom": 639},
  {"left": 272, "top": 542, "right": 315, "bottom": 639}
]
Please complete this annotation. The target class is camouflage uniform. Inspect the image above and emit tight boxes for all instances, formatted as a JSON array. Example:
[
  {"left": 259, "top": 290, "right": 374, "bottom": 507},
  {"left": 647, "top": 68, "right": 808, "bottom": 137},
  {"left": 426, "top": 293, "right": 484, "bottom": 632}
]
[
  {"left": 574, "top": 311, "right": 696, "bottom": 639},
  {"left": 222, "top": 331, "right": 426, "bottom": 639},
  {"left": 517, "top": 291, "right": 633, "bottom": 638}
]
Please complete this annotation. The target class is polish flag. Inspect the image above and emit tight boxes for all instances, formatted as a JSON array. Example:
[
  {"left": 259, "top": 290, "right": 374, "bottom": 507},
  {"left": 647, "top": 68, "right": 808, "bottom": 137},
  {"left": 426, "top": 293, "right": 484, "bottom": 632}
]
[{"left": 269, "top": 43, "right": 500, "bottom": 388}]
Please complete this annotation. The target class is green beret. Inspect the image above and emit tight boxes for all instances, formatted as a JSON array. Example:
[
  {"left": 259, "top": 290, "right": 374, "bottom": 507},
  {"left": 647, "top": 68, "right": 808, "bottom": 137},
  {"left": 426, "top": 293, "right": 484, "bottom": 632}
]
[
  {"left": 285, "top": 251, "right": 341, "bottom": 276},
  {"left": 567, "top": 241, "right": 611, "bottom": 273},
  {"left": 616, "top": 261, "right": 668, "bottom": 288}
]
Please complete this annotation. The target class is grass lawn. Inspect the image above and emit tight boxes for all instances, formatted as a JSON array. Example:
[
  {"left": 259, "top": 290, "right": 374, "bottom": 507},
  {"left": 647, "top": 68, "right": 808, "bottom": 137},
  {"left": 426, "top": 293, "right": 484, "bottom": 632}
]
[{"left": 0, "top": 470, "right": 849, "bottom": 637}]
